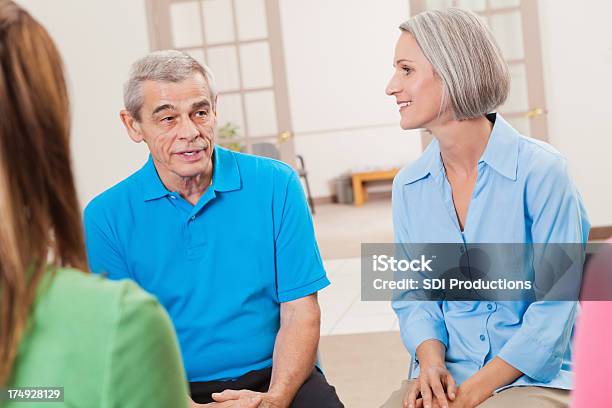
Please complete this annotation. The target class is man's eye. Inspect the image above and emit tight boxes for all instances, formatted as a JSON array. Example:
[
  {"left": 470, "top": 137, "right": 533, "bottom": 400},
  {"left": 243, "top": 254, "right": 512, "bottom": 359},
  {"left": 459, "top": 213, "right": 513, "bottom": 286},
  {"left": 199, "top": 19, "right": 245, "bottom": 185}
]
[
  {"left": 195, "top": 110, "right": 208, "bottom": 118},
  {"left": 161, "top": 116, "right": 174, "bottom": 123}
]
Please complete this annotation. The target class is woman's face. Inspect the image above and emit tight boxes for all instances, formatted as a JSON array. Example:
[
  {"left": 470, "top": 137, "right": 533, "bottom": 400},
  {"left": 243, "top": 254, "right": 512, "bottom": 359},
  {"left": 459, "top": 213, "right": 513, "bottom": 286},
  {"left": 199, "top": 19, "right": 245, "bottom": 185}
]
[{"left": 386, "top": 32, "right": 447, "bottom": 130}]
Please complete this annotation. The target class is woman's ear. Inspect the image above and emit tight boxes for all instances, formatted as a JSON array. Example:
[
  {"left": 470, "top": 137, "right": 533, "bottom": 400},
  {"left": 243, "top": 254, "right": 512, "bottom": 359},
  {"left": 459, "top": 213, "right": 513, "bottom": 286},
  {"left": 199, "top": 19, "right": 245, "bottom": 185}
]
[{"left": 120, "top": 110, "right": 145, "bottom": 143}]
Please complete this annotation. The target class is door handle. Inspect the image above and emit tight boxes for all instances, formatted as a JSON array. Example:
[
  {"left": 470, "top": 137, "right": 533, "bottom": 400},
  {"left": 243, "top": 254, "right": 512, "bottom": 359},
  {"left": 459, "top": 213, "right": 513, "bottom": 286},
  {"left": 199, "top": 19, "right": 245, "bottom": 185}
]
[
  {"left": 526, "top": 107, "right": 547, "bottom": 118},
  {"left": 278, "top": 131, "right": 292, "bottom": 143}
]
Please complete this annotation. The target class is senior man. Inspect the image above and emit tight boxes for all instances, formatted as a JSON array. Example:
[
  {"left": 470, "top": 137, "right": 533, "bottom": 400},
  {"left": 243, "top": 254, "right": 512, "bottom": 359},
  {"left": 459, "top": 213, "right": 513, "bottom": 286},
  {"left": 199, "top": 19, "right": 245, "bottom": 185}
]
[{"left": 84, "top": 50, "right": 343, "bottom": 408}]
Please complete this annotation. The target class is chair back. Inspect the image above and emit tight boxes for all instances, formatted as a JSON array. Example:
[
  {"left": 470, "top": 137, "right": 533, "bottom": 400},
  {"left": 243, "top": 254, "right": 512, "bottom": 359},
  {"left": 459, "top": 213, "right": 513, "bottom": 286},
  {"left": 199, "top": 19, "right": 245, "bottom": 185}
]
[{"left": 246, "top": 142, "right": 280, "bottom": 160}]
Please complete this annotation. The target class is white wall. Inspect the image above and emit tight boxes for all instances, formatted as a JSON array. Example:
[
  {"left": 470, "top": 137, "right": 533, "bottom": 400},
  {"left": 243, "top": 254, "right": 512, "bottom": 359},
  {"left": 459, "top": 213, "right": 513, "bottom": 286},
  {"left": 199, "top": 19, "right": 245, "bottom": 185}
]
[
  {"left": 19, "top": 0, "right": 151, "bottom": 208},
  {"left": 538, "top": 0, "right": 612, "bottom": 226},
  {"left": 282, "top": 0, "right": 612, "bottom": 226},
  {"left": 18, "top": 0, "right": 612, "bottom": 227},
  {"left": 279, "top": 0, "right": 423, "bottom": 197}
]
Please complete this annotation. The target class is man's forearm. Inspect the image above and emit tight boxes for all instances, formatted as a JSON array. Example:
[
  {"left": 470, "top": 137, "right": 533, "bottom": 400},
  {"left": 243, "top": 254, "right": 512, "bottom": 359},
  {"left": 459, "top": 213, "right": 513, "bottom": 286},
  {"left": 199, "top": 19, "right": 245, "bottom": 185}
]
[{"left": 267, "top": 305, "right": 320, "bottom": 407}]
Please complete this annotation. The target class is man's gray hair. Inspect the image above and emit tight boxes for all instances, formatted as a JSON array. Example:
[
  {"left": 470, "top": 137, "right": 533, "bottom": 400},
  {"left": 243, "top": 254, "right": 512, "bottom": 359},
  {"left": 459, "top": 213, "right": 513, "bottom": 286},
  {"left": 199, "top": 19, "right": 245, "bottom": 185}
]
[
  {"left": 399, "top": 8, "right": 510, "bottom": 120},
  {"left": 123, "top": 49, "right": 217, "bottom": 121}
]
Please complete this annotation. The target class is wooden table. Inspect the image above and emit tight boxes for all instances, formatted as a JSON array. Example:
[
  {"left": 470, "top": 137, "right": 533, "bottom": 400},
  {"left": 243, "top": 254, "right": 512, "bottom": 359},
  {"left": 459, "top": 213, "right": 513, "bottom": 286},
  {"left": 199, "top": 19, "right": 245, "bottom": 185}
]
[{"left": 351, "top": 168, "right": 399, "bottom": 207}]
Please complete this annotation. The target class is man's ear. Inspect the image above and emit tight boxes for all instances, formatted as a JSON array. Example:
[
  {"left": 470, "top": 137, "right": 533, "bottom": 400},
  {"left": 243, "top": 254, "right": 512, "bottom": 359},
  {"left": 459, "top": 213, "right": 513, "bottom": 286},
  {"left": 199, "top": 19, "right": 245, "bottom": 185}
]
[{"left": 120, "top": 110, "right": 145, "bottom": 143}]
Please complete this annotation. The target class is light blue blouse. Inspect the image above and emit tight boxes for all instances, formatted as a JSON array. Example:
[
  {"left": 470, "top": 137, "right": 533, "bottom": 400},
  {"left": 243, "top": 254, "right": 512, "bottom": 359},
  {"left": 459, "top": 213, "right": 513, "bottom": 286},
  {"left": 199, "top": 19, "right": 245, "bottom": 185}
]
[{"left": 391, "top": 113, "right": 590, "bottom": 391}]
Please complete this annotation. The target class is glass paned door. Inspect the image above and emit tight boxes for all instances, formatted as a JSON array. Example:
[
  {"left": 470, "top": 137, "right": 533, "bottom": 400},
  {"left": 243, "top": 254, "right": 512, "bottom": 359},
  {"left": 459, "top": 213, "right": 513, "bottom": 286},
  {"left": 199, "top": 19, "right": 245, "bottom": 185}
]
[
  {"left": 146, "top": 0, "right": 296, "bottom": 166},
  {"left": 413, "top": 0, "right": 549, "bottom": 146}
]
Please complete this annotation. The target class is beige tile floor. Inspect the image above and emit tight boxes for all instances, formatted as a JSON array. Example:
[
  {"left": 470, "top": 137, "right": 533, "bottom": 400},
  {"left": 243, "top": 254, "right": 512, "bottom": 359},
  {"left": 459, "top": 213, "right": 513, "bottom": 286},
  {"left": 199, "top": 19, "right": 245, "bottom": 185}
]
[
  {"left": 319, "top": 257, "right": 397, "bottom": 336},
  {"left": 320, "top": 332, "right": 409, "bottom": 408},
  {"left": 313, "top": 200, "right": 394, "bottom": 260},
  {"left": 313, "top": 200, "right": 410, "bottom": 407}
]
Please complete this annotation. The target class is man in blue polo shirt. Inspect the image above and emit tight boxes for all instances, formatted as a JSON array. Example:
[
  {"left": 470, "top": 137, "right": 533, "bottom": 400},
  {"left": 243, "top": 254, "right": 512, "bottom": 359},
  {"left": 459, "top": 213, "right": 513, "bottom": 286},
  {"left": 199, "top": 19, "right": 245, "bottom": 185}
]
[{"left": 84, "top": 50, "right": 343, "bottom": 408}]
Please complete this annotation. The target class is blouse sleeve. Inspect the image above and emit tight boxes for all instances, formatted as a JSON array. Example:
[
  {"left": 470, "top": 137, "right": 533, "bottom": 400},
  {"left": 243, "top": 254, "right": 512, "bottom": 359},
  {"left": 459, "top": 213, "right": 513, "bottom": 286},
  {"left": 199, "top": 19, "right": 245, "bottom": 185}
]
[{"left": 498, "top": 156, "right": 589, "bottom": 382}]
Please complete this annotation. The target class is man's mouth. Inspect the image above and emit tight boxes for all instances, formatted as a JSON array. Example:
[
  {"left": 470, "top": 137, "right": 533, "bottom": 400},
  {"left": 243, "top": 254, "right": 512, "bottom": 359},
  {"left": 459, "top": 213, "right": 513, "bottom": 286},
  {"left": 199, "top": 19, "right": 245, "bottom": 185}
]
[{"left": 175, "top": 146, "right": 207, "bottom": 161}]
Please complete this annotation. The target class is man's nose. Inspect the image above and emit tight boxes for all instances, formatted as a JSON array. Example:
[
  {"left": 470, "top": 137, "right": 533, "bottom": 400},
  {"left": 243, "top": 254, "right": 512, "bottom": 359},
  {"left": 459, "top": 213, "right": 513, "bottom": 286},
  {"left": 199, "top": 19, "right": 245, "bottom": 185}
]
[{"left": 178, "top": 118, "right": 200, "bottom": 141}]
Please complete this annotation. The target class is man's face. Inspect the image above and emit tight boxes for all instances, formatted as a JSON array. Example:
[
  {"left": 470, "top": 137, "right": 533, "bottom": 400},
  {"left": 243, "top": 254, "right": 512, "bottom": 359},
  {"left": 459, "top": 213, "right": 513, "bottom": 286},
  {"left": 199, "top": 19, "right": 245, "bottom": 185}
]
[{"left": 134, "top": 73, "right": 216, "bottom": 181}]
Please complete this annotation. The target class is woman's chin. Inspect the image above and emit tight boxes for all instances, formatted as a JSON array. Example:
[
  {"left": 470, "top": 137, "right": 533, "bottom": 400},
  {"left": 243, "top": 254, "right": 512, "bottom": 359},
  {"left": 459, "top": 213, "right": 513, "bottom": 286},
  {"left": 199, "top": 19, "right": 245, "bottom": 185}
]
[{"left": 400, "top": 119, "right": 419, "bottom": 130}]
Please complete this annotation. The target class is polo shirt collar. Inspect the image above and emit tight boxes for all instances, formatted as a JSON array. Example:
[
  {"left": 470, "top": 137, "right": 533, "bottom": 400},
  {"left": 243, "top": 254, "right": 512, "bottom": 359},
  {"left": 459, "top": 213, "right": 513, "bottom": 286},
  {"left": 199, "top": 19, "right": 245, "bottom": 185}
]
[
  {"left": 140, "top": 145, "right": 241, "bottom": 202},
  {"left": 140, "top": 155, "right": 171, "bottom": 201},
  {"left": 211, "top": 145, "right": 241, "bottom": 192}
]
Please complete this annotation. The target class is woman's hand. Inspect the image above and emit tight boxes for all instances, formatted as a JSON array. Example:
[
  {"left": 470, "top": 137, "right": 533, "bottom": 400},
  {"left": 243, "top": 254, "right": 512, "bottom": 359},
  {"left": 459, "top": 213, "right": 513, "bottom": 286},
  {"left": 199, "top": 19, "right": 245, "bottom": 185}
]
[
  {"left": 403, "top": 340, "right": 456, "bottom": 408},
  {"left": 403, "top": 364, "right": 456, "bottom": 408}
]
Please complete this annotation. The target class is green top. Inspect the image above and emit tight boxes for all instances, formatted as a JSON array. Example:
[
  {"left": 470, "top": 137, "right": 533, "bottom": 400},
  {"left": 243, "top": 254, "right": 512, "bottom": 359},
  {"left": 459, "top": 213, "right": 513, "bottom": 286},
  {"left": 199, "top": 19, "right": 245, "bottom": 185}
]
[{"left": 3, "top": 267, "right": 189, "bottom": 408}]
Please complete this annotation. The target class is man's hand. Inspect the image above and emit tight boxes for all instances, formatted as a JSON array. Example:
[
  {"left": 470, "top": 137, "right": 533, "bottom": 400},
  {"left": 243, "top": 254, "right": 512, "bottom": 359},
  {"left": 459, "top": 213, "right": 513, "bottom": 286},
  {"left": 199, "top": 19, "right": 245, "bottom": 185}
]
[
  {"left": 211, "top": 389, "right": 287, "bottom": 408},
  {"left": 189, "top": 392, "right": 262, "bottom": 408},
  {"left": 189, "top": 401, "right": 235, "bottom": 408}
]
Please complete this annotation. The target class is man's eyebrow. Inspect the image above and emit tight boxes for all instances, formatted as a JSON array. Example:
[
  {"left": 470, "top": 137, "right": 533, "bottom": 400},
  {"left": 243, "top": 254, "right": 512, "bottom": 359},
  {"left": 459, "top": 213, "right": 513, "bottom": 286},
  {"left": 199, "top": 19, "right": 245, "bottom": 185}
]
[
  {"left": 192, "top": 100, "right": 211, "bottom": 110},
  {"left": 152, "top": 104, "right": 175, "bottom": 116}
]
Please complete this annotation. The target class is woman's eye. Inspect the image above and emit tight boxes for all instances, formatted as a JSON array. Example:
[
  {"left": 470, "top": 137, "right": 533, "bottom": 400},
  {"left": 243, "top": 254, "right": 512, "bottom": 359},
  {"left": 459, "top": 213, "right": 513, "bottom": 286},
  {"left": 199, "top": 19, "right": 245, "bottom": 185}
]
[{"left": 402, "top": 66, "right": 412, "bottom": 75}]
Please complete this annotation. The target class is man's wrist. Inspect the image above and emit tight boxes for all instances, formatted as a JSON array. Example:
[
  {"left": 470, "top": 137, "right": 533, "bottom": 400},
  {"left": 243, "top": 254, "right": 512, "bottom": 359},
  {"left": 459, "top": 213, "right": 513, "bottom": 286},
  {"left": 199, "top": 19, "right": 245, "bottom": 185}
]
[{"left": 264, "top": 389, "right": 292, "bottom": 408}]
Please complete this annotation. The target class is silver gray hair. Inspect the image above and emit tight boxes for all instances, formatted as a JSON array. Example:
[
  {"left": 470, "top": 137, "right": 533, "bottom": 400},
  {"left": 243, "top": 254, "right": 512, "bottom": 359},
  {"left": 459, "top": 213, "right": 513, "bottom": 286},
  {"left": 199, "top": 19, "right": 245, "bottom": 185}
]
[
  {"left": 123, "top": 49, "right": 217, "bottom": 121},
  {"left": 399, "top": 8, "right": 510, "bottom": 120}
]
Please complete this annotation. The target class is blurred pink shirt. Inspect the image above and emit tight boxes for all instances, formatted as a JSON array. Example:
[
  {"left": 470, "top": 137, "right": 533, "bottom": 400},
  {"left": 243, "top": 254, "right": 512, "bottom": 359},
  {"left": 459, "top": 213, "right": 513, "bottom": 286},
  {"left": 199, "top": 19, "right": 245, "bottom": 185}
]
[{"left": 572, "top": 239, "right": 612, "bottom": 407}]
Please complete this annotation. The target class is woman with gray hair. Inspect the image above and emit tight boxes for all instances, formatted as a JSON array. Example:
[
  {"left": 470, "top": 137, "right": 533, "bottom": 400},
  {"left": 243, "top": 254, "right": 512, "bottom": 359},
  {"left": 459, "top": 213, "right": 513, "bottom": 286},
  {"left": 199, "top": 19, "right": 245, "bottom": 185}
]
[{"left": 383, "top": 8, "right": 588, "bottom": 408}]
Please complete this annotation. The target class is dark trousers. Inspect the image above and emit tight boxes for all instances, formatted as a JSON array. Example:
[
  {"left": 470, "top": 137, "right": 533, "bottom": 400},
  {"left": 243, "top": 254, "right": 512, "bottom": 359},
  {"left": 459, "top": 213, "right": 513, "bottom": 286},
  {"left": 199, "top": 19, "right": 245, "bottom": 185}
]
[{"left": 190, "top": 367, "right": 344, "bottom": 408}]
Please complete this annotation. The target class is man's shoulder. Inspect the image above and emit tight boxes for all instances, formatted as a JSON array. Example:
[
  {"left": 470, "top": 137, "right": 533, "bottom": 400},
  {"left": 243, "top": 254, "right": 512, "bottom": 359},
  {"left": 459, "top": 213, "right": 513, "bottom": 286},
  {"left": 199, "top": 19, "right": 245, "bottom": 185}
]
[{"left": 228, "top": 148, "right": 296, "bottom": 181}]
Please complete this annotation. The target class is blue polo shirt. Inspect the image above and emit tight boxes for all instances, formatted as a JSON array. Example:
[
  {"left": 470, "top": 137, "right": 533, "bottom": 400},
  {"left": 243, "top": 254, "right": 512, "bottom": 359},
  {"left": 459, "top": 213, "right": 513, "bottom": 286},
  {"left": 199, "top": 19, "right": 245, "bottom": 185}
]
[{"left": 84, "top": 146, "right": 329, "bottom": 382}]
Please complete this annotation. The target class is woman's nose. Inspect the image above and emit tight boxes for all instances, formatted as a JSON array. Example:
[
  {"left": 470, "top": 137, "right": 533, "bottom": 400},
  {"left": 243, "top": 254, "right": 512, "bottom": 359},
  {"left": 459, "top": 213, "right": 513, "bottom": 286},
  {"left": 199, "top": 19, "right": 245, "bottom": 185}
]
[{"left": 386, "top": 75, "right": 400, "bottom": 96}]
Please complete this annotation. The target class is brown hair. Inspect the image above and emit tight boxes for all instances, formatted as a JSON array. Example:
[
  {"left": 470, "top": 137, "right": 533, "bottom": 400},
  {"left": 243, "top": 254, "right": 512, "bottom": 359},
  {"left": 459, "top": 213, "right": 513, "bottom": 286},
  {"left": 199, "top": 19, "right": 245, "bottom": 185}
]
[{"left": 0, "top": 0, "right": 87, "bottom": 384}]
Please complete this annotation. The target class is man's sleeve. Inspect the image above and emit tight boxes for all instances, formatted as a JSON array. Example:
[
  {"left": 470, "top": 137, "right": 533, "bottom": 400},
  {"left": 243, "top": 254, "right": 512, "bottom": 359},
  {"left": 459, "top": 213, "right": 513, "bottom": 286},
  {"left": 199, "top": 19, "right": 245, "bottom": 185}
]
[
  {"left": 83, "top": 202, "right": 131, "bottom": 280},
  {"left": 274, "top": 171, "right": 330, "bottom": 303},
  {"left": 497, "top": 156, "right": 590, "bottom": 382}
]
